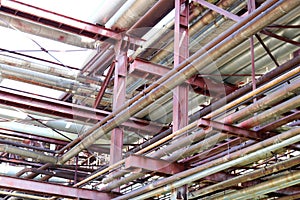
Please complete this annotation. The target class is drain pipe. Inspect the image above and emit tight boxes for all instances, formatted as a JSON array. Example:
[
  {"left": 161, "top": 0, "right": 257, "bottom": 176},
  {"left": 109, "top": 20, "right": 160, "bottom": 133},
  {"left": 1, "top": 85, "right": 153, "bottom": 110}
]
[
  {"left": 60, "top": 0, "right": 294, "bottom": 165},
  {"left": 189, "top": 155, "right": 300, "bottom": 198},
  {"left": 123, "top": 127, "right": 300, "bottom": 200},
  {"left": 214, "top": 170, "right": 300, "bottom": 200}
]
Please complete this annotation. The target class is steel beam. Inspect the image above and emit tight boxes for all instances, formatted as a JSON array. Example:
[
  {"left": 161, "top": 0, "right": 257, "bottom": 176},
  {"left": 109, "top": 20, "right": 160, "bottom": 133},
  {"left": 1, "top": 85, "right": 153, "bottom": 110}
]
[
  {"left": 198, "top": 119, "right": 267, "bottom": 140},
  {"left": 0, "top": 0, "right": 143, "bottom": 48},
  {"left": 172, "top": 0, "right": 190, "bottom": 198},
  {"left": 94, "top": 62, "right": 115, "bottom": 108},
  {"left": 129, "top": 59, "right": 237, "bottom": 96},
  {"left": 125, "top": 155, "right": 185, "bottom": 175},
  {"left": 109, "top": 39, "right": 128, "bottom": 192},
  {"left": 193, "top": 0, "right": 242, "bottom": 22},
  {"left": 261, "top": 29, "right": 300, "bottom": 46},
  {"left": 0, "top": 87, "right": 165, "bottom": 135},
  {"left": 0, "top": 175, "right": 117, "bottom": 199}
]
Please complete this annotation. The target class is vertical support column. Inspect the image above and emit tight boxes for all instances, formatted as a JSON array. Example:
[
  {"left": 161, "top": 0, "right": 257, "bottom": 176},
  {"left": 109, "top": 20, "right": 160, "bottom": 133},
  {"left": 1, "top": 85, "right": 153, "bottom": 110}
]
[
  {"left": 248, "top": 0, "right": 256, "bottom": 92},
  {"left": 172, "top": 0, "right": 189, "bottom": 199},
  {"left": 109, "top": 38, "right": 128, "bottom": 192}
]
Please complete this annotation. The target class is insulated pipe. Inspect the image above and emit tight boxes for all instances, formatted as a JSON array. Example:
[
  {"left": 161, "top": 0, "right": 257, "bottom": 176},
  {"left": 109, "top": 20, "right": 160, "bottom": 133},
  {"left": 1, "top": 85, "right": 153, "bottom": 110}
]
[
  {"left": 0, "top": 191, "right": 53, "bottom": 200},
  {"left": 101, "top": 73, "right": 300, "bottom": 190},
  {"left": 214, "top": 170, "right": 300, "bottom": 200},
  {"left": 0, "top": 13, "right": 97, "bottom": 49},
  {"left": 189, "top": 155, "right": 300, "bottom": 198},
  {"left": 0, "top": 55, "right": 80, "bottom": 80},
  {"left": 0, "top": 144, "right": 57, "bottom": 163},
  {"left": 111, "top": 0, "right": 159, "bottom": 30},
  {"left": 115, "top": 127, "right": 300, "bottom": 199},
  {"left": 61, "top": 0, "right": 294, "bottom": 165},
  {"left": 92, "top": 0, "right": 127, "bottom": 25},
  {"left": 0, "top": 64, "right": 96, "bottom": 95}
]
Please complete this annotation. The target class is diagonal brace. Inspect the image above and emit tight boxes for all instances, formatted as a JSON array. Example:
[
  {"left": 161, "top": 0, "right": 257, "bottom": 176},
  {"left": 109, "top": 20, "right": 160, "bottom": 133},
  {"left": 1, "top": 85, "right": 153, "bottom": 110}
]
[{"left": 193, "top": 0, "right": 242, "bottom": 22}]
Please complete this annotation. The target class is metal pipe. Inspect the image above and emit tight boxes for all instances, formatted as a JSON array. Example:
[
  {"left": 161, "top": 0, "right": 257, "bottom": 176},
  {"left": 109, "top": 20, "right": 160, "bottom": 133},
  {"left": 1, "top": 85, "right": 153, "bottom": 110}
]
[
  {"left": 189, "top": 154, "right": 300, "bottom": 198},
  {"left": 125, "top": 127, "right": 300, "bottom": 200},
  {"left": 0, "top": 144, "right": 58, "bottom": 163},
  {"left": 111, "top": 0, "right": 160, "bottom": 30},
  {"left": 0, "top": 138, "right": 55, "bottom": 154},
  {"left": 61, "top": 0, "right": 292, "bottom": 165},
  {"left": 0, "top": 13, "right": 97, "bottom": 49},
  {"left": 214, "top": 170, "right": 300, "bottom": 200},
  {"left": 0, "top": 63, "right": 96, "bottom": 95},
  {"left": 0, "top": 190, "right": 53, "bottom": 200}
]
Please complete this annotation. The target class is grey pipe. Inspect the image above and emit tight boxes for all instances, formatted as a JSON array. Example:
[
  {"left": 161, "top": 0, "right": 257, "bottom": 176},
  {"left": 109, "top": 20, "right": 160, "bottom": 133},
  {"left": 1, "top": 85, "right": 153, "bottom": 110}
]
[
  {"left": 0, "top": 144, "right": 57, "bottom": 164},
  {"left": 0, "top": 63, "right": 96, "bottom": 95}
]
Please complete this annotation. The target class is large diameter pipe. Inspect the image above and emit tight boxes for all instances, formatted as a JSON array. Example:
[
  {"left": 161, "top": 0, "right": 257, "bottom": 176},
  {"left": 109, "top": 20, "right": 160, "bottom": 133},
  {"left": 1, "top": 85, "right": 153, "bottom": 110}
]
[
  {"left": 215, "top": 170, "right": 300, "bottom": 200},
  {"left": 0, "top": 144, "right": 57, "bottom": 164},
  {"left": 126, "top": 127, "right": 300, "bottom": 200},
  {"left": 0, "top": 13, "right": 97, "bottom": 49},
  {"left": 0, "top": 64, "right": 95, "bottom": 95},
  {"left": 61, "top": 0, "right": 297, "bottom": 165},
  {"left": 189, "top": 155, "right": 300, "bottom": 198}
]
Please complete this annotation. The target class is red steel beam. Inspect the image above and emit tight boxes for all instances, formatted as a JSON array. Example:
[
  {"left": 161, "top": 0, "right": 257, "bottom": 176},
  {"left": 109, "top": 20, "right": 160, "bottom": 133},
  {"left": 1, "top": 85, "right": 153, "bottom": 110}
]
[
  {"left": 125, "top": 155, "right": 185, "bottom": 175},
  {"left": 129, "top": 59, "right": 237, "bottom": 95},
  {"left": 94, "top": 62, "right": 115, "bottom": 108},
  {"left": 0, "top": 87, "right": 166, "bottom": 135},
  {"left": 0, "top": 175, "right": 117, "bottom": 199},
  {"left": 193, "top": 0, "right": 242, "bottom": 22},
  {"left": 0, "top": 0, "right": 143, "bottom": 48},
  {"left": 198, "top": 119, "right": 267, "bottom": 140}
]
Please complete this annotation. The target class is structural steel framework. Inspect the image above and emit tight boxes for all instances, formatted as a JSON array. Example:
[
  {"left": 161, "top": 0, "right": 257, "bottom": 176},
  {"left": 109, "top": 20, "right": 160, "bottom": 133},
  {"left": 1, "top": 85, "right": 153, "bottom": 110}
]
[{"left": 0, "top": 0, "right": 299, "bottom": 199}]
